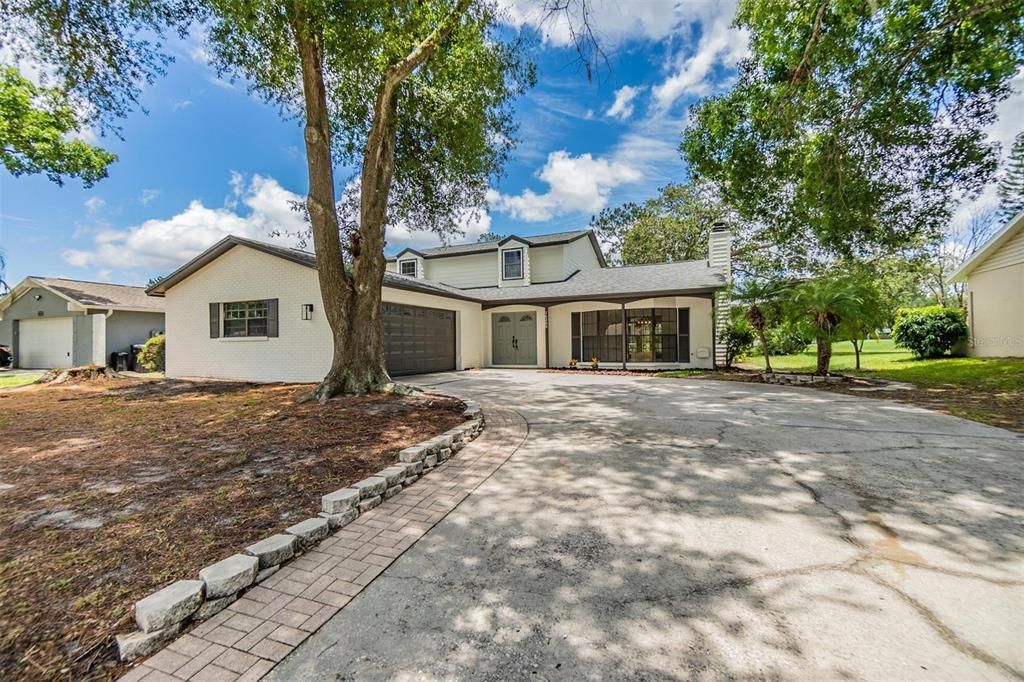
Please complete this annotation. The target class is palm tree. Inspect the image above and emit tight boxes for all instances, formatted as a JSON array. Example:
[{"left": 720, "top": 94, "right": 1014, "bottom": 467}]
[
  {"left": 786, "top": 276, "right": 868, "bottom": 375},
  {"left": 733, "top": 278, "right": 789, "bottom": 373},
  {"left": 0, "top": 250, "right": 7, "bottom": 295}
]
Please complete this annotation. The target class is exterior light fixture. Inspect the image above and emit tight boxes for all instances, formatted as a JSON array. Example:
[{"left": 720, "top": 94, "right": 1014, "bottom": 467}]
[
  {"left": 34, "top": 294, "right": 43, "bottom": 301},
  {"left": 301, "top": 304, "right": 314, "bottom": 320}
]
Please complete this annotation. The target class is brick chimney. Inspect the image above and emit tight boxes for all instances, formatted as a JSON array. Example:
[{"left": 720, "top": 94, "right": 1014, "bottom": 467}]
[{"left": 708, "top": 222, "right": 732, "bottom": 368}]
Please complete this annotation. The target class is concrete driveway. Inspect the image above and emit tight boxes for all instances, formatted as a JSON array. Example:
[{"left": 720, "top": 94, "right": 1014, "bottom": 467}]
[{"left": 271, "top": 370, "right": 1023, "bottom": 681}]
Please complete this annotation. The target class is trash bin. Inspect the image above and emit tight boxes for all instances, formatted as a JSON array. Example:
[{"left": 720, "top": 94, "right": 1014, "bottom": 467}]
[
  {"left": 130, "top": 344, "right": 144, "bottom": 372},
  {"left": 110, "top": 352, "right": 129, "bottom": 372}
]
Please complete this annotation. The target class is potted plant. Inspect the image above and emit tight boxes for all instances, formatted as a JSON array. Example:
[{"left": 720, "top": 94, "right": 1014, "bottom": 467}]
[
  {"left": 590, "top": 356, "right": 600, "bottom": 370},
  {"left": 568, "top": 358, "right": 578, "bottom": 369}
]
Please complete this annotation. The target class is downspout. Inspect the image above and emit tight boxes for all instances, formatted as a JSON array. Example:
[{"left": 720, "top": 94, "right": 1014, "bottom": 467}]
[
  {"left": 621, "top": 302, "right": 627, "bottom": 370},
  {"left": 544, "top": 305, "right": 550, "bottom": 369}
]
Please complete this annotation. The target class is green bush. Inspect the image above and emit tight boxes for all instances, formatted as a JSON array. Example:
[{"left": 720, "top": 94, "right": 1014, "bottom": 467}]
[
  {"left": 718, "top": 320, "right": 755, "bottom": 368},
  {"left": 136, "top": 334, "right": 166, "bottom": 371},
  {"left": 892, "top": 306, "right": 968, "bottom": 359},
  {"left": 764, "top": 323, "right": 812, "bottom": 356}
]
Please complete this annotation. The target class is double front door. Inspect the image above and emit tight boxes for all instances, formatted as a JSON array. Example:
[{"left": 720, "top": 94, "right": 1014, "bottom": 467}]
[{"left": 491, "top": 311, "right": 537, "bottom": 365}]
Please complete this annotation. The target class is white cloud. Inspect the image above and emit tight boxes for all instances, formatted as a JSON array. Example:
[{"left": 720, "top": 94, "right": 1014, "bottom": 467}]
[
  {"left": 652, "top": 12, "right": 749, "bottom": 109},
  {"left": 490, "top": 150, "right": 642, "bottom": 222},
  {"left": 388, "top": 208, "right": 492, "bottom": 249},
  {"left": 606, "top": 85, "right": 643, "bottom": 120},
  {"left": 84, "top": 196, "right": 106, "bottom": 213},
  {"left": 139, "top": 189, "right": 160, "bottom": 206},
  {"left": 499, "top": 0, "right": 682, "bottom": 47},
  {"left": 64, "top": 175, "right": 306, "bottom": 271},
  {"left": 172, "top": 98, "right": 193, "bottom": 111}
]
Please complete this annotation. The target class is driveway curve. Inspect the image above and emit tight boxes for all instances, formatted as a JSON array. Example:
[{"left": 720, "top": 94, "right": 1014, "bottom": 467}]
[{"left": 271, "top": 370, "right": 1023, "bottom": 681}]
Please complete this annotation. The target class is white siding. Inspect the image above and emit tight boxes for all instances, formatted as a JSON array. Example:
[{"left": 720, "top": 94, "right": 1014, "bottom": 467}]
[
  {"left": 164, "top": 245, "right": 483, "bottom": 382},
  {"left": 974, "top": 227, "right": 1024, "bottom": 274},
  {"left": 426, "top": 252, "right": 497, "bottom": 288},
  {"left": 529, "top": 246, "right": 564, "bottom": 283},
  {"left": 966, "top": 258, "right": 1024, "bottom": 358},
  {"left": 562, "top": 236, "right": 603, "bottom": 276}
]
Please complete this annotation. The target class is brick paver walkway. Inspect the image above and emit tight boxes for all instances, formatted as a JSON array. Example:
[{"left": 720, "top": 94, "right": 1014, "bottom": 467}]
[{"left": 121, "top": 405, "right": 526, "bottom": 682}]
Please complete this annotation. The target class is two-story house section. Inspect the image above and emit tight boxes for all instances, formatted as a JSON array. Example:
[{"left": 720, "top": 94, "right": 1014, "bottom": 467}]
[{"left": 147, "top": 226, "right": 731, "bottom": 382}]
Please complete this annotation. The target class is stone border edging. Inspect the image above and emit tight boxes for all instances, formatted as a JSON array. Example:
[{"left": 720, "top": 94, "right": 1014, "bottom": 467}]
[
  {"left": 761, "top": 371, "right": 844, "bottom": 386},
  {"left": 115, "top": 396, "right": 484, "bottom": 661}
]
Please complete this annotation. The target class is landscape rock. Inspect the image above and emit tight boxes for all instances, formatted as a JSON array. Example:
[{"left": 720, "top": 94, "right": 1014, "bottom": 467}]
[
  {"left": 245, "top": 534, "right": 296, "bottom": 569},
  {"left": 319, "top": 508, "right": 358, "bottom": 529},
  {"left": 376, "top": 467, "right": 407, "bottom": 487},
  {"left": 357, "top": 495, "right": 382, "bottom": 512},
  {"left": 286, "top": 517, "right": 330, "bottom": 546},
  {"left": 424, "top": 454, "right": 438, "bottom": 469},
  {"left": 352, "top": 476, "right": 387, "bottom": 499},
  {"left": 438, "top": 447, "right": 452, "bottom": 462},
  {"left": 321, "top": 488, "right": 360, "bottom": 514},
  {"left": 398, "top": 460, "right": 424, "bottom": 476},
  {"left": 383, "top": 485, "right": 402, "bottom": 500},
  {"left": 256, "top": 565, "right": 279, "bottom": 583},
  {"left": 116, "top": 624, "right": 181, "bottom": 660},
  {"left": 403, "top": 474, "right": 420, "bottom": 486},
  {"left": 134, "top": 580, "right": 204, "bottom": 633},
  {"left": 399, "top": 445, "right": 428, "bottom": 462},
  {"left": 199, "top": 554, "right": 258, "bottom": 599},
  {"left": 194, "top": 595, "right": 237, "bottom": 621}
]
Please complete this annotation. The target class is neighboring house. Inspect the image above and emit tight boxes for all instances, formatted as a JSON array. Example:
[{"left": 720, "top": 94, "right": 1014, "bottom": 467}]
[
  {"left": 0, "top": 277, "right": 165, "bottom": 369},
  {"left": 951, "top": 210, "right": 1024, "bottom": 357},
  {"left": 146, "top": 226, "right": 731, "bottom": 382}
]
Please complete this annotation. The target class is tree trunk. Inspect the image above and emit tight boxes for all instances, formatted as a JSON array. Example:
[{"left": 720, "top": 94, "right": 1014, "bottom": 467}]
[
  {"left": 816, "top": 333, "right": 832, "bottom": 375},
  {"left": 852, "top": 339, "right": 861, "bottom": 370},
  {"left": 293, "top": 13, "right": 389, "bottom": 402},
  {"left": 756, "top": 326, "right": 772, "bottom": 372}
]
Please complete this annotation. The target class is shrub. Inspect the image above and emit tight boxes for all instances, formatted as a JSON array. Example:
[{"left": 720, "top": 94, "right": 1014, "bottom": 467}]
[
  {"left": 892, "top": 306, "right": 968, "bottom": 358},
  {"left": 136, "top": 334, "right": 166, "bottom": 371},
  {"left": 764, "top": 323, "right": 812, "bottom": 356},
  {"left": 718, "top": 320, "right": 755, "bottom": 368}
]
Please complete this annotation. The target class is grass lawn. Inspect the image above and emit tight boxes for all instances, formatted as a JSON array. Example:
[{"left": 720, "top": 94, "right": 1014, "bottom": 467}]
[
  {"left": 0, "top": 373, "right": 42, "bottom": 389},
  {"left": 0, "top": 378, "right": 465, "bottom": 679},
  {"left": 736, "top": 339, "right": 1024, "bottom": 431}
]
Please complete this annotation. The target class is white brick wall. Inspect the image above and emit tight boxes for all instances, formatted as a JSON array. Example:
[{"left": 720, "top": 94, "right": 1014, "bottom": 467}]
[{"left": 165, "top": 245, "right": 483, "bottom": 383}]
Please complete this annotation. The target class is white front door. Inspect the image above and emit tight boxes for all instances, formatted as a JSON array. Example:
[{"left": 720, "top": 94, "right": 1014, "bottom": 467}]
[{"left": 19, "top": 317, "right": 74, "bottom": 368}]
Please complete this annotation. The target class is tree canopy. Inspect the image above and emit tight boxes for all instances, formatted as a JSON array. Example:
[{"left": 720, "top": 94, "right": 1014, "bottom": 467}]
[
  {"left": 0, "top": 67, "right": 116, "bottom": 185},
  {"left": 683, "top": 0, "right": 1024, "bottom": 265},
  {"left": 999, "top": 131, "right": 1024, "bottom": 221}
]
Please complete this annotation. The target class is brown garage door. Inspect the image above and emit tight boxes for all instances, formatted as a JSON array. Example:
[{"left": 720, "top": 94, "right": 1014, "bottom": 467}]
[{"left": 383, "top": 302, "right": 456, "bottom": 376}]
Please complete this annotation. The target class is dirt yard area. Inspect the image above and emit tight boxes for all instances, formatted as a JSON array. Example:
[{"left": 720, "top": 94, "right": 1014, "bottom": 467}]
[{"left": 0, "top": 378, "right": 465, "bottom": 680}]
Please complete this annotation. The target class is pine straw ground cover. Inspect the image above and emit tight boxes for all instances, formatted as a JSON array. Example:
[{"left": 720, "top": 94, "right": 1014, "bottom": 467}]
[{"left": 0, "top": 378, "right": 464, "bottom": 680}]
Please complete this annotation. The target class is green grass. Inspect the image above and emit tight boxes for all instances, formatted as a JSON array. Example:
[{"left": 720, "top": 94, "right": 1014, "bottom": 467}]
[
  {"left": 655, "top": 369, "right": 712, "bottom": 379},
  {"left": 739, "top": 339, "right": 1024, "bottom": 390},
  {"left": 0, "top": 373, "right": 42, "bottom": 389}
]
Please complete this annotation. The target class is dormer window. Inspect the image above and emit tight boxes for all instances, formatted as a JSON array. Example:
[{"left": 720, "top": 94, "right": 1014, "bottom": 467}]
[
  {"left": 399, "top": 259, "right": 417, "bottom": 277},
  {"left": 502, "top": 248, "right": 523, "bottom": 280}
]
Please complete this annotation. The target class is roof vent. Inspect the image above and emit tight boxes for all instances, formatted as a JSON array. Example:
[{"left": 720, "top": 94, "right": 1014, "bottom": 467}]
[{"left": 711, "top": 221, "right": 728, "bottom": 233}]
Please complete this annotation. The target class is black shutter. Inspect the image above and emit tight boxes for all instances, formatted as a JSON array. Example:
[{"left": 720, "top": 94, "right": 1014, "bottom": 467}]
[
  {"left": 571, "top": 312, "right": 581, "bottom": 362},
  {"left": 677, "top": 308, "right": 690, "bottom": 362},
  {"left": 209, "top": 303, "right": 220, "bottom": 338},
  {"left": 267, "top": 298, "right": 279, "bottom": 338}
]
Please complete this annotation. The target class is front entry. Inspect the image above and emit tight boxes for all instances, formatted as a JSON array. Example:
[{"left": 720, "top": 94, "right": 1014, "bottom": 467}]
[{"left": 491, "top": 311, "right": 537, "bottom": 365}]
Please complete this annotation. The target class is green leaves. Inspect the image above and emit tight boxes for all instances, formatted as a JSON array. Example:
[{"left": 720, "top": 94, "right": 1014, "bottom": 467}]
[
  {"left": 683, "top": 0, "right": 1024, "bottom": 265},
  {"left": 0, "top": 67, "right": 116, "bottom": 186}
]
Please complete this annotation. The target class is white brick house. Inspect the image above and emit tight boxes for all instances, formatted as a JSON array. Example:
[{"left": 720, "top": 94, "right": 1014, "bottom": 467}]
[{"left": 147, "top": 227, "right": 731, "bottom": 382}]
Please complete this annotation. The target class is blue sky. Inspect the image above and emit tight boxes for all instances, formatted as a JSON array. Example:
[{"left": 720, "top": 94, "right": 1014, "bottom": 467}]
[{"left": 1, "top": 1, "right": 1019, "bottom": 287}]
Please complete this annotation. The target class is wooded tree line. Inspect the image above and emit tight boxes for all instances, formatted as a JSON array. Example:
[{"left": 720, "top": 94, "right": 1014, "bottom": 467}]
[{"left": 1, "top": 0, "right": 1021, "bottom": 384}]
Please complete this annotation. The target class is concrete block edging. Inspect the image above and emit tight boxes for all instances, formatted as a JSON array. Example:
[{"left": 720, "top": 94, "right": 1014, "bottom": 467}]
[{"left": 115, "top": 395, "right": 484, "bottom": 662}]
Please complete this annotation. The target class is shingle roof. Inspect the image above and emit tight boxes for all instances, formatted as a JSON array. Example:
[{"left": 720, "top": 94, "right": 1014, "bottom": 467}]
[
  {"left": 470, "top": 260, "right": 725, "bottom": 304},
  {"left": 391, "top": 229, "right": 600, "bottom": 260},
  {"left": 28, "top": 277, "right": 164, "bottom": 311},
  {"left": 147, "top": 236, "right": 725, "bottom": 304}
]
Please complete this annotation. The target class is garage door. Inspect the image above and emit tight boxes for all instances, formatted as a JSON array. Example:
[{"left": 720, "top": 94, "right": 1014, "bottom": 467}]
[
  {"left": 383, "top": 303, "right": 455, "bottom": 376},
  {"left": 19, "top": 317, "right": 74, "bottom": 369}
]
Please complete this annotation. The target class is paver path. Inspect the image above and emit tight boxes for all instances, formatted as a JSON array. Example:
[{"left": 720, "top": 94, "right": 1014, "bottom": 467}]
[{"left": 268, "top": 370, "right": 1023, "bottom": 681}]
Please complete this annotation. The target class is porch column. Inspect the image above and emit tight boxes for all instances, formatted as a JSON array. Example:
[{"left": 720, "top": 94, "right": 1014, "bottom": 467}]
[{"left": 621, "top": 302, "right": 627, "bottom": 370}]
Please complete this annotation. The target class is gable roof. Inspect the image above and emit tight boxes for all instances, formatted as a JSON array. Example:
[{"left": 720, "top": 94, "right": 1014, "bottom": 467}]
[
  {"left": 146, "top": 236, "right": 483, "bottom": 303},
  {"left": 386, "top": 229, "right": 607, "bottom": 266},
  {"left": 0, "top": 276, "right": 164, "bottom": 315},
  {"left": 951, "top": 210, "right": 1024, "bottom": 282}
]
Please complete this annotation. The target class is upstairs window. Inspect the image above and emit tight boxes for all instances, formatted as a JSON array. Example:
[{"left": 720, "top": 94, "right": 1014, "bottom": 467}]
[
  {"left": 399, "top": 259, "right": 417, "bottom": 276},
  {"left": 502, "top": 248, "right": 523, "bottom": 280},
  {"left": 223, "top": 301, "right": 269, "bottom": 337}
]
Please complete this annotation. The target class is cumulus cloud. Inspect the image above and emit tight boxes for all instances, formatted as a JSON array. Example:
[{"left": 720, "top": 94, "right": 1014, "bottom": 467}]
[
  {"left": 499, "top": 0, "right": 682, "bottom": 46},
  {"left": 652, "top": 12, "right": 749, "bottom": 108},
  {"left": 84, "top": 196, "right": 106, "bottom": 213},
  {"left": 64, "top": 175, "right": 306, "bottom": 270},
  {"left": 490, "top": 150, "right": 642, "bottom": 222},
  {"left": 606, "top": 85, "right": 643, "bottom": 120}
]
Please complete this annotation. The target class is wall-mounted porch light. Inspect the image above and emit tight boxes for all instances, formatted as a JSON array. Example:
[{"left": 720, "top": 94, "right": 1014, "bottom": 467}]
[{"left": 301, "top": 303, "right": 314, "bottom": 320}]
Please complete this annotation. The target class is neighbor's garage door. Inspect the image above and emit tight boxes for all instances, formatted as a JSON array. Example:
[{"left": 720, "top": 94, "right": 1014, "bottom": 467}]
[
  {"left": 19, "top": 317, "right": 74, "bottom": 369},
  {"left": 383, "top": 302, "right": 455, "bottom": 376}
]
